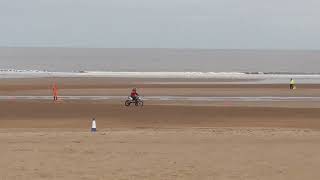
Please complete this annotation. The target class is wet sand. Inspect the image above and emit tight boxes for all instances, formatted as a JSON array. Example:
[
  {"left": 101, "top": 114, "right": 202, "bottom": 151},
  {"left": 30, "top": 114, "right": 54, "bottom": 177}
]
[
  {"left": 1, "top": 101, "right": 320, "bottom": 130},
  {"left": 1, "top": 77, "right": 320, "bottom": 97},
  {"left": 0, "top": 77, "right": 320, "bottom": 179}
]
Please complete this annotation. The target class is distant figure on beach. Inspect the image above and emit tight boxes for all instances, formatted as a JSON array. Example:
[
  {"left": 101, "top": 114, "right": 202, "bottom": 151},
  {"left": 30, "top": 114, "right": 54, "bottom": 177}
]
[
  {"left": 53, "top": 83, "right": 58, "bottom": 101},
  {"left": 290, "top": 78, "right": 296, "bottom": 90}
]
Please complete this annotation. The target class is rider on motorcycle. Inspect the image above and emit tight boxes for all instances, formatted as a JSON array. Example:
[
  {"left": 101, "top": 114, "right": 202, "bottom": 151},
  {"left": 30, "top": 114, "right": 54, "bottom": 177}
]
[
  {"left": 130, "top": 88, "right": 139, "bottom": 101},
  {"left": 125, "top": 87, "right": 143, "bottom": 107}
]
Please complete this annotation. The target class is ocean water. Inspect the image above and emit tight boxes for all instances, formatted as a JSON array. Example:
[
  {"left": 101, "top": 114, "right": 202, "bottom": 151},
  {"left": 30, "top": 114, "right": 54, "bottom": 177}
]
[
  {"left": 0, "top": 48, "right": 320, "bottom": 83},
  {"left": 1, "top": 48, "right": 320, "bottom": 73}
]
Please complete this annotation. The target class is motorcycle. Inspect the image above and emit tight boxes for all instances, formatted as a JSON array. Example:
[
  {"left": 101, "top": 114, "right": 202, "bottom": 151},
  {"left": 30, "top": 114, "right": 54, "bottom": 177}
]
[{"left": 125, "top": 96, "right": 144, "bottom": 107}]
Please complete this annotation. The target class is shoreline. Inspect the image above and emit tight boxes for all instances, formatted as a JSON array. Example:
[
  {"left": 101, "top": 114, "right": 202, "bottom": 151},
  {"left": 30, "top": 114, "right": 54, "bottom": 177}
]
[{"left": 0, "top": 71, "right": 320, "bottom": 84}]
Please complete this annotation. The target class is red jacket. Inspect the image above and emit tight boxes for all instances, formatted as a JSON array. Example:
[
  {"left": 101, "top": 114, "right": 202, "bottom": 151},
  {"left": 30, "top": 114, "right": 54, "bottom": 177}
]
[{"left": 131, "top": 90, "right": 138, "bottom": 97}]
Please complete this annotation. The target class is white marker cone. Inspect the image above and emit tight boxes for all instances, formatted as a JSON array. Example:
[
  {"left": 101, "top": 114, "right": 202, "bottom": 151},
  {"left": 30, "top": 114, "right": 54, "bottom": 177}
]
[{"left": 91, "top": 118, "right": 97, "bottom": 132}]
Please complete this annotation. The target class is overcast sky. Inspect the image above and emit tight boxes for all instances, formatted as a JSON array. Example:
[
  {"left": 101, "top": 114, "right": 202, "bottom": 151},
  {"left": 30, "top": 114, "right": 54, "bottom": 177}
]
[{"left": 0, "top": 0, "right": 319, "bottom": 49}]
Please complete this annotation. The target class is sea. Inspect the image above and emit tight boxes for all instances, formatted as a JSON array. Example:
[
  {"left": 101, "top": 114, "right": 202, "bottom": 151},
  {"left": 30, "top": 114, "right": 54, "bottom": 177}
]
[{"left": 0, "top": 48, "right": 320, "bottom": 83}]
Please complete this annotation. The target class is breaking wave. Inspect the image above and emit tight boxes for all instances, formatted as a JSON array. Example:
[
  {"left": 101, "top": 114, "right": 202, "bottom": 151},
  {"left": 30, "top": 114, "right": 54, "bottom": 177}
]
[{"left": 1, "top": 69, "right": 320, "bottom": 81}]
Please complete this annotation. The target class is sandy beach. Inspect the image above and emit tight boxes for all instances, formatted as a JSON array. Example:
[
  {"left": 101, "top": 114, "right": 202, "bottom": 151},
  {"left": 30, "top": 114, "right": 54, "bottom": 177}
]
[
  {"left": 2, "top": 0, "right": 320, "bottom": 177},
  {"left": 1, "top": 77, "right": 320, "bottom": 179}
]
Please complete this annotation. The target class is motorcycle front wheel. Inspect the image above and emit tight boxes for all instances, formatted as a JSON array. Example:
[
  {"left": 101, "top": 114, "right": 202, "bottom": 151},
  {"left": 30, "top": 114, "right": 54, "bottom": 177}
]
[{"left": 135, "top": 101, "right": 144, "bottom": 107}]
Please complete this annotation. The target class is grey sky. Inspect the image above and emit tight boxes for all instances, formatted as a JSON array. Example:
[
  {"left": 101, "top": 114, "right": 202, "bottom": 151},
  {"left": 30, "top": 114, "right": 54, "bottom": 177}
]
[{"left": 0, "top": 0, "right": 319, "bottom": 49}]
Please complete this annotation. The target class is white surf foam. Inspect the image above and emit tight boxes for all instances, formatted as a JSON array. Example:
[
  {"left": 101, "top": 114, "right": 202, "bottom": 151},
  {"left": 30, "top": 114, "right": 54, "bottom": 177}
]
[{"left": 0, "top": 70, "right": 320, "bottom": 84}]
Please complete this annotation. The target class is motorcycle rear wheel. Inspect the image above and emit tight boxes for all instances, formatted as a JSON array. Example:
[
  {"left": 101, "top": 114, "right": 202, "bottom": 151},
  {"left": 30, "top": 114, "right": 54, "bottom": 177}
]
[{"left": 125, "top": 100, "right": 131, "bottom": 106}]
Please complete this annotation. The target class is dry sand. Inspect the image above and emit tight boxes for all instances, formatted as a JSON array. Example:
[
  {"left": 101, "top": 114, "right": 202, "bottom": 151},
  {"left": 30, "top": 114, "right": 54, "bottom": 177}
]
[
  {"left": 0, "top": 78, "right": 320, "bottom": 179},
  {"left": 1, "top": 128, "right": 320, "bottom": 180}
]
